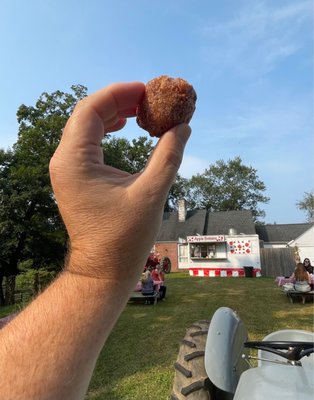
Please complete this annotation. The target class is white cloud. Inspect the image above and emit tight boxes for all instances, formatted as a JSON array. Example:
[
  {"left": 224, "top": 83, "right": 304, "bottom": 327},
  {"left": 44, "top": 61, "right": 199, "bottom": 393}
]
[
  {"left": 259, "top": 159, "right": 304, "bottom": 175},
  {"left": 271, "top": 1, "right": 312, "bottom": 22},
  {"left": 179, "top": 155, "right": 209, "bottom": 178},
  {"left": 199, "top": 0, "right": 312, "bottom": 76},
  {"left": 203, "top": 97, "right": 312, "bottom": 144}
]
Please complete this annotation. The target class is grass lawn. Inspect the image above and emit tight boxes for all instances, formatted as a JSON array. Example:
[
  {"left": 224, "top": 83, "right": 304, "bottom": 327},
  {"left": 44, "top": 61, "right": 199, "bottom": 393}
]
[
  {"left": 0, "top": 303, "right": 25, "bottom": 319},
  {"left": 85, "top": 273, "right": 314, "bottom": 400}
]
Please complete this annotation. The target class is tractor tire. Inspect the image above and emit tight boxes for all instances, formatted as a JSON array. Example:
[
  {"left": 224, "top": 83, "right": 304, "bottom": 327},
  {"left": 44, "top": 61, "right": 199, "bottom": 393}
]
[
  {"left": 161, "top": 256, "right": 171, "bottom": 274},
  {"left": 171, "top": 320, "right": 214, "bottom": 400}
]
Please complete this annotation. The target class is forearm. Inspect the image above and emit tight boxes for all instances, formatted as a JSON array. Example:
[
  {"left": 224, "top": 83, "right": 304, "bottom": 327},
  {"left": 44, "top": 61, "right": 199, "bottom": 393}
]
[{"left": 0, "top": 269, "right": 133, "bottom": 400}]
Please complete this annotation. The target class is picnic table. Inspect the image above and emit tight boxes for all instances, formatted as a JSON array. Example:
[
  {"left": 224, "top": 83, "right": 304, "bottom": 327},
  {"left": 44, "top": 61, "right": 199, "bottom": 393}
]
[
  {"left": 286, "top": 290, "right": 314, "bottom": 305},
  {"left": 128, "top": 291, "right": 159, "bottom": 305},
  {"left": 128, "top": 280, "right": 163, "bottom": 305},
  {"left": 134, "top": 280, "right": 163, "bottom": 292},
  {"left": 276, "top": 276, "right": 314, "bottom": 304},
  {"left": 275, "top": 276, "right": 314, "bottom": 287}
]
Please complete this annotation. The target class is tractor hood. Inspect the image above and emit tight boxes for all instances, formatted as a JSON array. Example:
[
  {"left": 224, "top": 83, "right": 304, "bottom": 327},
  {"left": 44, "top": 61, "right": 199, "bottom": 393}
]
[{"left": 234, "top": 363, "right": 314, "bottom": 400}]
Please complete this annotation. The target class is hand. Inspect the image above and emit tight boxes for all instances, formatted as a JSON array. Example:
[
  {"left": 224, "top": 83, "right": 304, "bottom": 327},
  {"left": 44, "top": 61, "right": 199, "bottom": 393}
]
[{"left": 49, "top": 82, "right": 191, "bottom": 281}]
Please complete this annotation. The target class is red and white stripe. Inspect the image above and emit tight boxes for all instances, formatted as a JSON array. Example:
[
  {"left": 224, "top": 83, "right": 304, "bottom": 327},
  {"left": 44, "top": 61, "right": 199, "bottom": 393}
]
[{"left": 189, "top": 268, "right": 261, "bottom": 278}]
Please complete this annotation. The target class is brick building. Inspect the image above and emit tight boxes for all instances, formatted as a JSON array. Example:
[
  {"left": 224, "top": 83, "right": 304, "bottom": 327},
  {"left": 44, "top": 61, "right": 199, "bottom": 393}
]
[
  {"left": 154, "top": 200, "right": 257, "bottom": 273},
  {"left": 153, "top": 200, "right": 313, "bottom": 276}
]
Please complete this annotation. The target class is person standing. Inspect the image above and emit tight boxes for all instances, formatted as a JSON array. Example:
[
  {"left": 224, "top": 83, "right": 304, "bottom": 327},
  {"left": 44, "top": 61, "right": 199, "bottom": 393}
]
[
  {"left": 157, "top": 264, "right": 167, "bottom": 300},
  {"left": 303, "top": 258, "right": 313, "bottom": 274}
]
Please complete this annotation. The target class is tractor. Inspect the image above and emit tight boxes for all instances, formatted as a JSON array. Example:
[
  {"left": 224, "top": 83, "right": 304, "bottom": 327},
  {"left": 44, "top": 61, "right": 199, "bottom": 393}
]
[{"left": 172, "top": 307, "right": 314, "bottom": 399}]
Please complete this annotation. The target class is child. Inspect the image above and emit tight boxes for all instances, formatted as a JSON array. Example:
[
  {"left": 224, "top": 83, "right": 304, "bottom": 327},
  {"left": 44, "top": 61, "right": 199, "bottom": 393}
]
[{"left": 157, "top": 265, "right": 167, "bottom": 300}]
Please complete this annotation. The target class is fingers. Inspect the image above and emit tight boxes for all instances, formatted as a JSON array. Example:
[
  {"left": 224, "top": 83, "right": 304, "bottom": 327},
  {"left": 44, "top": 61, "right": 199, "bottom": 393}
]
[
  {"left": 60, "top": 82, "right": 145, "bottom": 150},
  {"left": 53, "top": 80, "right": 192, "bottom": 201},
  {"left": 137, "top": 124, "right": 191, "bottom": 197},
  {"left": 88, "top": 82, "right": 145, "bottom": 125}
]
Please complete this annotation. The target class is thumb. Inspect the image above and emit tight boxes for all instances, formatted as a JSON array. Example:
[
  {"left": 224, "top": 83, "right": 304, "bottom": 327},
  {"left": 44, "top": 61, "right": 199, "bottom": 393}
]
[{"left": 138, "top": 123, "right": 191, "bottom": 197}]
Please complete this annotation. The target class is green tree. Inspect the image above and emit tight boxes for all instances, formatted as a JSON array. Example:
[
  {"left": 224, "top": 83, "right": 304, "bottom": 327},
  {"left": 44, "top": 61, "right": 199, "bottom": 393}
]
[
  {"left": 164, "top": 174, "right": 189, "bottom": 212},
  {"left": 102, "top": 135, "right": 154, "bottom": 173},
  {"left": 186, "top": 156, "right": 269, "bottom": 221},
  {"left": 296, "top": 191, "right": 314, "bottom": 222},
  {"left": 0, "top": 85, "right": 87, "bottom": 305}
]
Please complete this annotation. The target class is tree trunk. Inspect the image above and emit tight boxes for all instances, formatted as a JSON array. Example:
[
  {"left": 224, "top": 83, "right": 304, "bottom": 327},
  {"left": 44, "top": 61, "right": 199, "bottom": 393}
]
[
  {"left": 5, "top": 276, "right": 16, "bottom": 305},
  {"left": 0, "top": 275, "right": 5, "bottom": 306},
  {"left": 33, "top": 270, "right": 40, "bottom": 295}
]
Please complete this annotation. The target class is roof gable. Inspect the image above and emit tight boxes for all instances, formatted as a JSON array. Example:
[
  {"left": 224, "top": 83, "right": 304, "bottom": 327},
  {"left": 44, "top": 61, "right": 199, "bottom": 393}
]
[
  {"left": 288, "top": 224, "right": 314, "bottom": 245},
  {"left": 255, "top": 223, "right": 314, "bottom": 243}
]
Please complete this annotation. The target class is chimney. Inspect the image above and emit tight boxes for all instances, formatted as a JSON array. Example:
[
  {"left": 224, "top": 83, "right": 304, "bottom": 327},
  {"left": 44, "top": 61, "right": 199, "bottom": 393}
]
[
  {"left": 228, "top": 228, "right": 238, "bottom": 235},
  {"left": 178, "top": 199, "right": 187, "bottom": 222}
]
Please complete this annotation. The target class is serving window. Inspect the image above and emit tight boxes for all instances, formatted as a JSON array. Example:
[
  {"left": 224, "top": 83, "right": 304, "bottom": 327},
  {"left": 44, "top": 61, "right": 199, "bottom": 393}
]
[{"left": 190, "top": 242, "right": 227, "bottom": 259}]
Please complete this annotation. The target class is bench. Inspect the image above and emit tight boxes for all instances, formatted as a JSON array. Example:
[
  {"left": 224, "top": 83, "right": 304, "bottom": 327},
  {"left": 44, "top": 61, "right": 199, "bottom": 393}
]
[
  {"left": 286, "top": 290, "right": 314, "bottom": 305},
  {"left": 128, "top": 291, "right": 158, "bottom": 305}
]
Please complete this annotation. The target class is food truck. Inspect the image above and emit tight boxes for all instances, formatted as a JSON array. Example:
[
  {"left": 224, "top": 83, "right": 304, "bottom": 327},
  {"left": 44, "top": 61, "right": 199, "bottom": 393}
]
[{"left": 181, "top": 233, "right": 261, "bottom": 277}]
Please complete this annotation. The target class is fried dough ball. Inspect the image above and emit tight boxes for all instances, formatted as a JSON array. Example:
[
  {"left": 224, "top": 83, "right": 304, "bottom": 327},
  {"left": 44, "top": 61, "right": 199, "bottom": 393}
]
[{"left": 136, "top": 75, "right": 197, "bottom": 137}]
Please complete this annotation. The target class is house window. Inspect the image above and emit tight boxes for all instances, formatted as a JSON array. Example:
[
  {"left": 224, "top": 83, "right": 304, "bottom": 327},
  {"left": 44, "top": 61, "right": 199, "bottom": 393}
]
[{"left": 178, "top": 243, "right": 188, "bottom": 263}]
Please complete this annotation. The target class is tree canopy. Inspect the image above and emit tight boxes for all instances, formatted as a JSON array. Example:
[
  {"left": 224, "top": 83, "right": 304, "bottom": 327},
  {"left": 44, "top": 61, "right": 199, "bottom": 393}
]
[
  {"left": 296, "top": 191, "right": 314, "bottom": 222},
  {"left": 102, "top": 135, "right": 153, "bottom": 174},
  {"left": 0, "top": 86, "right": 87, "bottom": 304},
  {"left": 185, "top": 156, "right": 269, "bottom": 221}
]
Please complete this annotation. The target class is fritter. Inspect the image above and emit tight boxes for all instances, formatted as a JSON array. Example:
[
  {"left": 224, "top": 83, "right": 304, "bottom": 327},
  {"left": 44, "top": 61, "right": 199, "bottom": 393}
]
[{"left": 136, "top": 75, "right": 197, "bottom": 137}]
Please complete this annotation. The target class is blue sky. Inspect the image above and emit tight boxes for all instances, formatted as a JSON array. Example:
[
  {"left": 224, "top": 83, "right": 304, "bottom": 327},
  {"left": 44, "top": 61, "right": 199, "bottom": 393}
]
[{"left": 0, "top": 0, "right": 313, "bottom": 224}]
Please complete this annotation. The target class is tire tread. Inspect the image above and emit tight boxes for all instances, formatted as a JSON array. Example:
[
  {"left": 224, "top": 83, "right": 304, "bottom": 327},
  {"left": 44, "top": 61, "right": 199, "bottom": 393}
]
[{"left": 172, "top": 320, "right": 213, "bottom": 399}]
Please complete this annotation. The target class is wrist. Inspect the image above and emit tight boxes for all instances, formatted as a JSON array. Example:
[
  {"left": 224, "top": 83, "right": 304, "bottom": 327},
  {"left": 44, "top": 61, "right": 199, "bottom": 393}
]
[{"left": 64, "top": 246, "right": 146, "bottom": 291}]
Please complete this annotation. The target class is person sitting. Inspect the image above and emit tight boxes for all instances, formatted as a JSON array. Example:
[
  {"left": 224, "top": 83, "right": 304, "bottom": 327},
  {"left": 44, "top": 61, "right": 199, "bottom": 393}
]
[
  {"left": 193, "top": 245, "right": 201, "bottom": 258},
  {"left": 151, "top": 266, "right": 160, "bottom": 281},
  {"left": 303, "top": 258, "right": 313, "bottom": 274},
  {"left": 141, "top": 271, "right": 155, "bottom": 303},
  {"left": 290, "top": 262, "right": 311, "bottom": 292}
]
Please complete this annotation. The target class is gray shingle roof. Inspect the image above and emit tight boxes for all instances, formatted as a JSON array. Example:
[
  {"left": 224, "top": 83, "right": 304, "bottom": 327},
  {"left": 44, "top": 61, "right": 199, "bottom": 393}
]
[
  {"left": 156, "top": 209, "right": 256, "bottom": 241},
  {"left": 156, "top": 209, "right": 207, "bottom": 241},
  {"left": 205, "top": 210, "right": 256, "bottom": 235},
  {"left": 255, "top": 223, "right": 313, "bottom": 243},
  {"left": 156, "top": 207, "right": 313, "bottom": 243}
]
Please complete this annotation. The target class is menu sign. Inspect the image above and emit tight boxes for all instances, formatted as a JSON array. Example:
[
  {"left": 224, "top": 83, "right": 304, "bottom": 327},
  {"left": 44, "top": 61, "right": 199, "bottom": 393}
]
[{"left": 187, "top": 235, "right": 225, "bottom": 243}]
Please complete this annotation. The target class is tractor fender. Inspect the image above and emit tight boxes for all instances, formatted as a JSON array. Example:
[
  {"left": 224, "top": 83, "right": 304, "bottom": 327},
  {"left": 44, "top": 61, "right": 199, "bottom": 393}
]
[{"left": 204, "top": 307, "right": 250, "bottom": 394}]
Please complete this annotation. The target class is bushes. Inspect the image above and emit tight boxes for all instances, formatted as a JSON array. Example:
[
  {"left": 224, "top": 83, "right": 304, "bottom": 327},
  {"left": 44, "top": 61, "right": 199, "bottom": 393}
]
[{"left": 16, "top": 268, "right": 57, "bottom": 296}]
